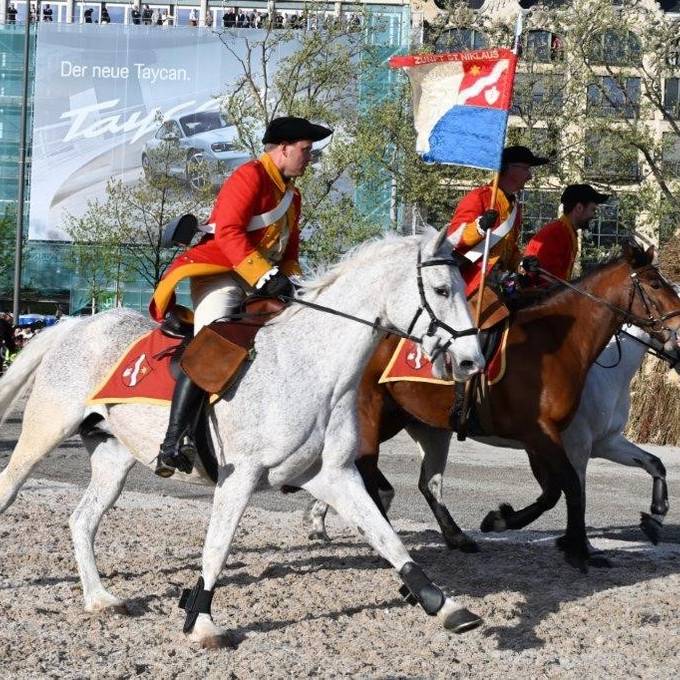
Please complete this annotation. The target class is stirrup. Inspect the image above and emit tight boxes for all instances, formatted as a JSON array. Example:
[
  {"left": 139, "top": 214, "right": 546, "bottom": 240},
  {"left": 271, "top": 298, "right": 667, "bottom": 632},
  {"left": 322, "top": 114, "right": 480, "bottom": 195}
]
[{"left": 155, "top": 435, "right": 196, "bottom": 477}]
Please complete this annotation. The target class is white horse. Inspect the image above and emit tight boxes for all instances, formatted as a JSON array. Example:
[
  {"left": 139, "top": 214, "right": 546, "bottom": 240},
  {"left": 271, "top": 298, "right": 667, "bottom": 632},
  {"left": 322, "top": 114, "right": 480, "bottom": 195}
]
[
  {"left": 0, "top": 228, "right": 486, "bottom": 648},
  {"left": 305, "top": 326, "right": 679, "bottom": 551}
]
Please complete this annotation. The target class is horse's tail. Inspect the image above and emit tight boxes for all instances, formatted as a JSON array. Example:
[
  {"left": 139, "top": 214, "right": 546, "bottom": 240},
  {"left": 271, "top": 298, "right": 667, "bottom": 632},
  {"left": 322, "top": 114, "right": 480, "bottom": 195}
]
[{"left": 0, "top": 317, "right": 81, "bottom": 427}]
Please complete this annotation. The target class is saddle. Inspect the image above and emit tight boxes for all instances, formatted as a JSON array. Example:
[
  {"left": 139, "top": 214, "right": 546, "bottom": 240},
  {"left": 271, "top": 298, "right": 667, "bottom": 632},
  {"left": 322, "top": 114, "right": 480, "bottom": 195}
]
[{"left": 179, "top": 297, "right": 285, "bottom": 394}]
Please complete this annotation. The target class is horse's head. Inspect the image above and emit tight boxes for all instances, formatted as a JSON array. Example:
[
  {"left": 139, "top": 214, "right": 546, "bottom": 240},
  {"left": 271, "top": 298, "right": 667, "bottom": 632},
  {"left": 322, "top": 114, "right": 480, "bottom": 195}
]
[
  {"left": 397, "top": 227, "right": 484, "bottom": 382},
  {"left": 622, "top": 240, "right": 680, "bottom": 351}
]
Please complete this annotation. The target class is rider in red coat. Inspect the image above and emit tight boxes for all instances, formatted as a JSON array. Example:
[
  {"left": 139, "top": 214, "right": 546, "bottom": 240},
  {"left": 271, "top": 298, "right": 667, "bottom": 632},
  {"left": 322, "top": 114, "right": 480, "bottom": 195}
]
[
  {"left": 523, "top": 183, "right": 609, "bottom": 283},
  {"left": 153, "top": 116, "right": 333, "bottom": 477},
  {"left": 446, "top": 146, "right": 549, "bottom": 297}
]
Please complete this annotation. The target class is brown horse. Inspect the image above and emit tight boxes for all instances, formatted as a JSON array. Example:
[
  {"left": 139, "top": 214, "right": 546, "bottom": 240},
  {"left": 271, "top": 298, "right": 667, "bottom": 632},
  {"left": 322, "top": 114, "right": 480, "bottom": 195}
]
[{"left": 306, "top": 242, "right": 680, "bottom": 571}]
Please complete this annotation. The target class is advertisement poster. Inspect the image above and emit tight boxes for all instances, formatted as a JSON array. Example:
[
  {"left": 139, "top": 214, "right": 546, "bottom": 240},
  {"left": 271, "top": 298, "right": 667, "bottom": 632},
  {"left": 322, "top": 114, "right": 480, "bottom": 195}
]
[{"left": 29, "top": 23, "right": 285, "bottom": 241}]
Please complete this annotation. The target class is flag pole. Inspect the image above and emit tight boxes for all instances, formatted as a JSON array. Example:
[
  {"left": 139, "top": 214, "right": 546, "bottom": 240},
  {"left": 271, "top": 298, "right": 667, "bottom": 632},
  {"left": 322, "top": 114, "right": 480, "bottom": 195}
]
[
  {"left": 457, "top": 13, "right": 522, "bottom": 441},
  {"left": 473, "top": 12, "right": 523, "bottom": 328}
]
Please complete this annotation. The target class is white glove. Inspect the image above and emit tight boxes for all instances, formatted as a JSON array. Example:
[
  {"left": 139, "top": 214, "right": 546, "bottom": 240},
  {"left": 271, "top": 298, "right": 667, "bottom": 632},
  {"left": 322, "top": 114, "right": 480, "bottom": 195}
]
[{"left": 255, "top": 266, "right": 280, "bottom": 290}]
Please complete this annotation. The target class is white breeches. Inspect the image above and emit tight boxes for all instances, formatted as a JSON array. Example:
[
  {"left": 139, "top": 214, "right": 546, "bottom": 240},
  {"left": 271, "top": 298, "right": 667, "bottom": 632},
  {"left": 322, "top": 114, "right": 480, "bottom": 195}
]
[{"left": 190, "top": 273, "right": 248, "bottom": 334}]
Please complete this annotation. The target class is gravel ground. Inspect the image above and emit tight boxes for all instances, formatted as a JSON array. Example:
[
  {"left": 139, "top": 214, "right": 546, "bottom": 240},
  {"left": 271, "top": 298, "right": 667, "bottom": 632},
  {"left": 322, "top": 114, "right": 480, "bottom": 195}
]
[{"left": 1, "top": 477, "right": 679, "bottom": 679}]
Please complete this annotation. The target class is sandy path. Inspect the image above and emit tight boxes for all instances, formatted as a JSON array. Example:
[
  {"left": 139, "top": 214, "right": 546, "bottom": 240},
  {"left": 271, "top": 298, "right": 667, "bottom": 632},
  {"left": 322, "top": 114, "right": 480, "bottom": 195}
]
[{"left": 1, "top": 479, "right": 679, "bottom": 679}]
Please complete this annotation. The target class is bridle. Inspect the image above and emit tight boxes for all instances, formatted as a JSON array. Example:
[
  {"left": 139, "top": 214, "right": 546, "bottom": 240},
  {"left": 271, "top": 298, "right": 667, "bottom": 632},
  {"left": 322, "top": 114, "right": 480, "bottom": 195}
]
[
  {"left": 538, "top": 264, "right": 680, "bottom": 338},
  {"left": 406, "top": 250, "right": 478, "bottom": 358},
  {"left": 626, "top": 266, "right": 680, "bottom": 335}
]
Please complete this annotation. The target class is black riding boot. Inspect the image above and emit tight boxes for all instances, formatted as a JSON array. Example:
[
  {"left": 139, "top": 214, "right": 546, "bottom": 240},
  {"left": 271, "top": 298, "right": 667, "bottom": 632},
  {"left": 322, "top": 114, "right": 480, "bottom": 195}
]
[{"left": 155, "top": 371, "right": 204, "bottom": 477}]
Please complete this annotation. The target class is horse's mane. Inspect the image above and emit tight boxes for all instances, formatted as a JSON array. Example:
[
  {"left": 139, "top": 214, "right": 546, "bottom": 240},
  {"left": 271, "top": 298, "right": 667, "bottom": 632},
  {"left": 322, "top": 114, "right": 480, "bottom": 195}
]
[
  {"left": 301, "top": 230, "right": 424, "bottom": 296},
  {"left": 516, "top": 254, "right": 627, "bottom": 316},
  {"left": 272, "top": 229, "right": 432, "bottom": 325}
]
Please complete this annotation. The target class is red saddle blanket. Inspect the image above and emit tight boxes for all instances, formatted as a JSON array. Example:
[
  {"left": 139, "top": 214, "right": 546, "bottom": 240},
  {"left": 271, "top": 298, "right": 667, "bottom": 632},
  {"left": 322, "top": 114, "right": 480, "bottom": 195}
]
[
  {"left": 379, "top": 320, "right": 510, "bottom": 387},
  {"left": 88, "top": 329, "right": 182, "bottom": 405}
]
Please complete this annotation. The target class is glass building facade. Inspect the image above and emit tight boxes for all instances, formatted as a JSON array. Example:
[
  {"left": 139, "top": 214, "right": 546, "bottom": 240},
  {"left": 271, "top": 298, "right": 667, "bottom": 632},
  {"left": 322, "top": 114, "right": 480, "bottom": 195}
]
[{"left": 0, "top": 3, "right": 411, "bottom": 315}]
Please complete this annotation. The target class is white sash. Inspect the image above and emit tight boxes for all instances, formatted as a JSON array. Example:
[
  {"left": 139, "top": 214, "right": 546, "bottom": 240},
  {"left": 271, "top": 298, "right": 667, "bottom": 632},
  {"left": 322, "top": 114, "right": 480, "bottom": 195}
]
[
  {"left": 447, "top": 202, "right": 518, "bottom": 264},
  {"left": 198, "top": 188, "right": 295, "bottom": 235}
]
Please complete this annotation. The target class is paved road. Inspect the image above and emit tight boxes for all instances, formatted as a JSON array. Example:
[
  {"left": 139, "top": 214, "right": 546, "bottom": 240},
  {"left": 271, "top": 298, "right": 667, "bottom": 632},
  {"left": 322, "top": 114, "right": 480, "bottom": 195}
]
[{"left": 2, "top": 404, "right": 680, "bottom": 542}]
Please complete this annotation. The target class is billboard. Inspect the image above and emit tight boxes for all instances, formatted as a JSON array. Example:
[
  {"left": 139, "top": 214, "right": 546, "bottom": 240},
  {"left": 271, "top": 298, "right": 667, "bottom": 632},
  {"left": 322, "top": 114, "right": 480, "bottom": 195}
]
[{"left": 29, "top": 24, "right": 282, "bottom": 241}]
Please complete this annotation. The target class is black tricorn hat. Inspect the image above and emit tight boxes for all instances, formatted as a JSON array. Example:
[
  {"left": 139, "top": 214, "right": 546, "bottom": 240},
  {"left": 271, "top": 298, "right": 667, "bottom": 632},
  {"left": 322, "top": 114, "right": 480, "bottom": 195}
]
[
  {"left": 262, "top": 116, "right": 333, "bottom": 145},
  {"left": 561, "top": 183, "right": 609, "bottom": 206},
  {"left": 501, "top": 145, "right": 550, "bottom": 168}
]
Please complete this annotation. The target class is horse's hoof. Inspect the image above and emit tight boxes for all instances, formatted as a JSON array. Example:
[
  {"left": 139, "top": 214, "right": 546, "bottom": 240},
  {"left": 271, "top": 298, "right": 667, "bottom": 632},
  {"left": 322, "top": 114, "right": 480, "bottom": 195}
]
[
  {"left": 445, "top": 534, "right": 481, "bottom": 553},
  {"left": 99, "top": 602, "right": 130, "bottom": 616},
  {"left": 480, "top": 511, "right": 503, "bottom": 533},
  {"left": 308, "top": 531, "right": 330, "bottom": 543},
  {"left": 438, "top": 603, "right": 483, "bottom": 633},
  {"left": 640, "top": 512, "right": 662, "bottom": 545},
  {"left": 564, "top": 548, "right": 589, "bottom": 574},
  {"left": 201, "top": 634, "right": 236, "bottom": 650},
  {"left": 588, "top": 553, "right": 613, "bottom": 569},
  {"left": 555, "top": 534, "right": 568, "bottom": 552}
]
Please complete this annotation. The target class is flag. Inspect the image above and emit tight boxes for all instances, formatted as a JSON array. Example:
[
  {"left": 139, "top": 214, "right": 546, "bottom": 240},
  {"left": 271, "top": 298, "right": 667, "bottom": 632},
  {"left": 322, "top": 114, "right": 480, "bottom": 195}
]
[{"left": 389, "top": 49, "right": 518, "bottom": 171}]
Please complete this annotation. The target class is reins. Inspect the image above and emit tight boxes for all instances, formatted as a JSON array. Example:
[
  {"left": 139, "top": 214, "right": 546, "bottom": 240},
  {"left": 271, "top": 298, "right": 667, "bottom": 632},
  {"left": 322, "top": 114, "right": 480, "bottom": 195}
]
[
  {"left": 536, "top": 265, "right": 680, "bottom": 332},
  {"left": 228, "top": 249, "right": 478, "bottom": 347}
]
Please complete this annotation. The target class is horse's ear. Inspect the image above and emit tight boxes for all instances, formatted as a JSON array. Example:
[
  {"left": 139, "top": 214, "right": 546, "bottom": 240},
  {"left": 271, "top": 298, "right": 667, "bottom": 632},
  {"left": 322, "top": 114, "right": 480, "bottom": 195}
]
[
  {"left": 646, "top": 244, "right": 658, "bottom": 265},
  {"left": 429, "top": 226, "right": 450, "bottom": 258},
  {"left": 622, "top": 239, "right": 651, "bottom": 268}
]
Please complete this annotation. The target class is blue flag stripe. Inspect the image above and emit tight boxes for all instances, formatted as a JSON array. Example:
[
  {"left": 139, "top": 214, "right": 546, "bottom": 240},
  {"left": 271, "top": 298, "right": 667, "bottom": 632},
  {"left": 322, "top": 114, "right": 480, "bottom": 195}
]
[{"left": 423, "top": 106, "right": 508, "bottom": 171}]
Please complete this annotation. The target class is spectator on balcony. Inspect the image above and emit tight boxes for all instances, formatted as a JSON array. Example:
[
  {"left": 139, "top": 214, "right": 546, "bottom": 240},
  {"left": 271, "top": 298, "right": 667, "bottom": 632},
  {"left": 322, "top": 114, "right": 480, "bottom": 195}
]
[
  {"left": 205, "top": 8, "right": 213, "bottom": 27},
  {"left": 84, "top": 6, "right": 94, "bottom": 23},
  {"left": 189, "top": 7, "right": 198, "bottom": 26},
  {"left": 142, "top": 4, "right": 153, "bottom": 25},
  {"left": 101, "top": 3, "right": 110, "bottom": 23},
  {"left": 131, "top": 5, "right": 141, "bottom": 24},
  {"left": 42, "top": 3, "right": 53, "bottom": 20},
  {"left": 223, "top": 9, "right": 234, "bottom": 27},
  {"left": 7, "top": 3, "right": 17, "bottom": 24}
]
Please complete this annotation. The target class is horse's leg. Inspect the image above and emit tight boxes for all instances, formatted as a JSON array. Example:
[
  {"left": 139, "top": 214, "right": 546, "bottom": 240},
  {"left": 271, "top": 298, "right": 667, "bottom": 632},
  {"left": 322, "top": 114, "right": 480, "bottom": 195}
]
[
  {"left": 406, "top": 423, "right": 479, "bottom": 552},
  {"left": 71, "top": 433, "right": 136, "bottom": 613},
  {"left": 183, "top": 460, "right": 262, "bottom": 648},
  {"left": 302, "top": 464, "right": 482, "bottom": 633},
  {"left": 0, "top": 388, "right": 81, "bottom": 513},
  {"left": 305, "top": 498, "right": 331, "bottom": 542},
  {"left": 306, "top": 460, "right": 395, "bottom": 542},
  {"left": 592, "top": 434, "right": 669, "bottom": 544},
  {"left": 541, "top": 441, "right": 591, "bottom": 572},
  {"left": 480, "top": 449, "right": 562, "bottom": 533}
]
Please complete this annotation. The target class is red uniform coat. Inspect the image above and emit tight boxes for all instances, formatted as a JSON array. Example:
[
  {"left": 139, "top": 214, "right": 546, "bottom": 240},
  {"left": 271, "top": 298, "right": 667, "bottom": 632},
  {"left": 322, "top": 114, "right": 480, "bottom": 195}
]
[
  {"left": 523, "top": 215, "right": 578, "bottom": 282},
  {"left": 446, "top": 185, "right": 523, "bottom": 295},
  {"left": 150, "top": 153, "right": 302, "bottom": 321}
]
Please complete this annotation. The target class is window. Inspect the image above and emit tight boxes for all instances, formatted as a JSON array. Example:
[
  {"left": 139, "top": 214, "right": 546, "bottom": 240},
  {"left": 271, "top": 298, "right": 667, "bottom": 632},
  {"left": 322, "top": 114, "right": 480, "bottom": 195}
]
[
  {"left": 664, "top": 78, "right": 680, "bottom": 118},
  {"left": 434, "top": 0, "right": 485, "bottom": 10},
  {"left": 584, "top": 131, "right": 639, "bottom": 182},
  {"left": 587, "top": 29, "right": 642, "bottom": 66},
  {"left": 511, "top": 74, "right": 564, "bottom": 117},
  {"left": 433, "top": 28, "right": 487, "bottom": 53},
  {"left": 518, "top": 190, "right": 561, "bottom": 244},
  {"left": 508, "top": 126, "right": 560, "bottom": 173},
  {"left": 666, "top": 39, "right": 680, "bottom": 66},
  {"left": 587, "top": 77, "right": 640, "bottom": 118},
  {"left": 524, "top": 30, "right": 564, "bottom": 63},
  {"left": 581, "top": 198, "right": 630, "bottom": 265},
  {"left": 662, "top": 133, "right": 680, "bottom": 178}
]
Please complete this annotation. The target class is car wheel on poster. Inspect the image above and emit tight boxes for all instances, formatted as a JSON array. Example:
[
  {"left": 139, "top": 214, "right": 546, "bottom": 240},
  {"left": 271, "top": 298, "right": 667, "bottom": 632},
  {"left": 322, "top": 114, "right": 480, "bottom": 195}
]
[{"left": 186, "top": 151, "right": 207, "bottom": 192}]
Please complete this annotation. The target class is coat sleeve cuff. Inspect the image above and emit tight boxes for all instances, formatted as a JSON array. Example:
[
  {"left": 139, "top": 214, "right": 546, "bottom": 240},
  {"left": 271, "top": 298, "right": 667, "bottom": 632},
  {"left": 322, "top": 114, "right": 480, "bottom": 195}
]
[
  {"left": 280, "top": 260, "right": 302, "bottom": 277},
  {"left": 234, "top": 251, "right": 272, "bottom": 286}
]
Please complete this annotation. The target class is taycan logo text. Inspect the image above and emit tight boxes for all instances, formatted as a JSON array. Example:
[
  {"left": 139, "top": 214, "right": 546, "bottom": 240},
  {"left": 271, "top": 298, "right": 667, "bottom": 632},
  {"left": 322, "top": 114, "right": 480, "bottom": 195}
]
[{"left": 59, "top": 98, "right": 220, "bottom": 144}]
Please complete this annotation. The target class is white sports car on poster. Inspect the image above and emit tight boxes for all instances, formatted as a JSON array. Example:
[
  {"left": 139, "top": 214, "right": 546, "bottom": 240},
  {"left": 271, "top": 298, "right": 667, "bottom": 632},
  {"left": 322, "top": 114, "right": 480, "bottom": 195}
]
[{"left": 141, "top": 112, "right": 251, "bottom": 191}]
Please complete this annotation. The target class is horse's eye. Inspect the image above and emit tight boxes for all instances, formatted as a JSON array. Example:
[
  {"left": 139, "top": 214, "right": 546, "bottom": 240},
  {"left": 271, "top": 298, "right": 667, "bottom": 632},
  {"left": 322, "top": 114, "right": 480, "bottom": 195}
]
[
  {"left": 650, "top": 280, "right": 661, "bottom": 290},
  {"left": 434, "top": 286, "right": 450, "bottom": 298}
]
